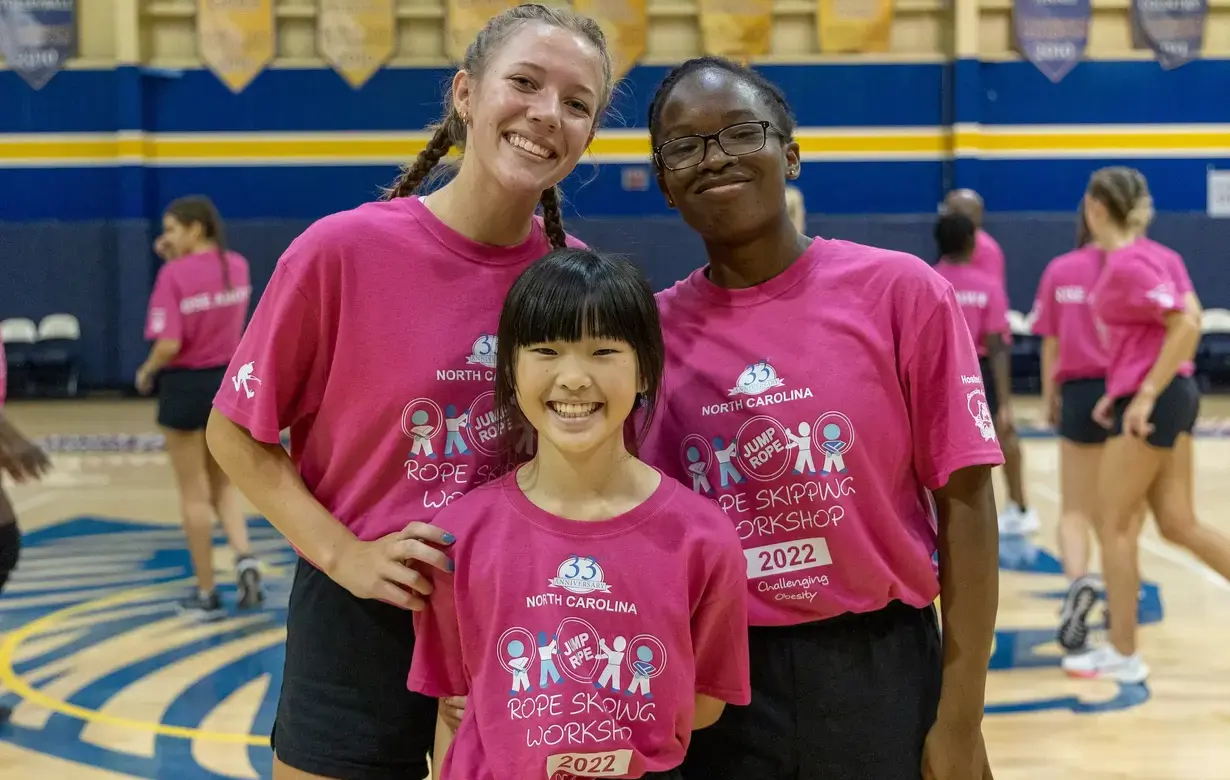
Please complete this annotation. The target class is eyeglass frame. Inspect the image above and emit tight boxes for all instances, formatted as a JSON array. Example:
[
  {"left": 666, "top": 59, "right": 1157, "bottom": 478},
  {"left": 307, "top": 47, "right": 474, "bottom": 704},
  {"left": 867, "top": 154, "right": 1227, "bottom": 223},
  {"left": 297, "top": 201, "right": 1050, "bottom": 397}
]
[{"left": 652, "top": 120, "right": 788, "bottom": 172}]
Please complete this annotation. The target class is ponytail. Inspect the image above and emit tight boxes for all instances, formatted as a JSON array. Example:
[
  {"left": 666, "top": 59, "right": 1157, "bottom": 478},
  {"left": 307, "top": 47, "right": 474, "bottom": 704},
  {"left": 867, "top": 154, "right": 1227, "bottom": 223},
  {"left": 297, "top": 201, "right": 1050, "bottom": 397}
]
[
  {"left": 383, "top": 112, "right": 461, "bottom": 200},
  {"left": 539, "top": 186, "right": 567, "bottom": 250}
]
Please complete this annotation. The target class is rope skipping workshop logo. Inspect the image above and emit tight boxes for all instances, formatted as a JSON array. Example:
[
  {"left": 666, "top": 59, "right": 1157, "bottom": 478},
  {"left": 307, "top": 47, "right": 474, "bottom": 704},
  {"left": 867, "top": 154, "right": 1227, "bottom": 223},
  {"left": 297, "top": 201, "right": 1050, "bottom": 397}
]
[{"left": 0, "top": 520, "right": 1156, "bottom": 778}]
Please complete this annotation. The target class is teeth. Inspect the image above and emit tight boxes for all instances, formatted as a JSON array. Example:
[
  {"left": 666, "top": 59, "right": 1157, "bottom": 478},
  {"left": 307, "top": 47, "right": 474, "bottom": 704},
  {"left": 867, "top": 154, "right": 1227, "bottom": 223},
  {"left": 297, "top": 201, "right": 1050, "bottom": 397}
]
[
  {"left": 551, "top": 402, "right": 599, "bottom": 418},
  {"left": 506, "top": 133, "right": 553, "bottom": 159}
]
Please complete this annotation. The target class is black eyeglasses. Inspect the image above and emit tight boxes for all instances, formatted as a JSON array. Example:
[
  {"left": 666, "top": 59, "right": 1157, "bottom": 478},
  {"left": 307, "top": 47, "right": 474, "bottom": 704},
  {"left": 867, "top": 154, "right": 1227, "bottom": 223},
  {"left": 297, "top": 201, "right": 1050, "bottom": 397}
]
[{"left": 654, "top": 121, "right": 782, "bottom": 171}]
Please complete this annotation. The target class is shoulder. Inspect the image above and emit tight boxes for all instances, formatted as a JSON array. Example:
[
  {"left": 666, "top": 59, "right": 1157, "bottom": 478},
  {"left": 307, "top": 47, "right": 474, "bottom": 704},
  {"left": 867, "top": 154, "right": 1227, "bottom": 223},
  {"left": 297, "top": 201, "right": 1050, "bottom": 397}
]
[
  {"left": 655, "top": 477, "right": 742, "bottom": 550},
  {"left": 977, "top": 229, "right": 1004, "bottom": 254},
  {"left": 429, "top": 475, "right": 514, "bottom": 540},
  {"left": 819, "top": 237, "right": 954, "bottom": 307},
  {"left": 275, "top": 199, "right": 421, "bottom": 280}
]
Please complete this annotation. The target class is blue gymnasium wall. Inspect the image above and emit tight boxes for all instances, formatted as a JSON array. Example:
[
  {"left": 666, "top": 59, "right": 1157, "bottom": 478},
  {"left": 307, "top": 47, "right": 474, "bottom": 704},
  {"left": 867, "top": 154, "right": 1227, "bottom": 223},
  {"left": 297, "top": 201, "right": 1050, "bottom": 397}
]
[{"left": 2, "top": 60, "right": 1230, "bottom": 387}]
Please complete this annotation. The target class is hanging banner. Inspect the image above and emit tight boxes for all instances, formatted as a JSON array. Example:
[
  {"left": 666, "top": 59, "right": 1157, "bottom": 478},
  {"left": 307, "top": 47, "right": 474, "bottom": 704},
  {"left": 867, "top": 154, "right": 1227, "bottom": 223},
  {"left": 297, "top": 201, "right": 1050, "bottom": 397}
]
[
  {"left": 572, "top": 0, "right": 646, "bottom": 82},
  {"left": 446, "top": 0, "right": 516, "bottom": 62},
  {"left": 816, "top": 0, "right": 894, "bottom": 53},
  {"left": 197, "top": 0, "right": 275, "bottom": 93},
  {"left": 319, "top": 0, "right": 396, "bottom": 89},
  {"left": 1012, "top": 0, "right": 1090, "bottom": 83},
  {"left": 0, "top": 0, "right": 76, "bottom": 90},
  {"left": 697, "top": 0, "right": 774, "bottom": 62},
  {"left": 1132, "top": 0, "right": 1206, "bottom": 70}
]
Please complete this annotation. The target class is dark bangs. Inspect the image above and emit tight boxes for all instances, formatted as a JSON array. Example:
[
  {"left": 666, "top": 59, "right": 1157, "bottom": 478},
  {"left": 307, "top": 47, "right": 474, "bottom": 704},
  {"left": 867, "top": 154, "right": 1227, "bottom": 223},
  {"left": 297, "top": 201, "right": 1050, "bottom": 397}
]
[{"left": 494, "top": 248, "right": 665, "bottom": 455}]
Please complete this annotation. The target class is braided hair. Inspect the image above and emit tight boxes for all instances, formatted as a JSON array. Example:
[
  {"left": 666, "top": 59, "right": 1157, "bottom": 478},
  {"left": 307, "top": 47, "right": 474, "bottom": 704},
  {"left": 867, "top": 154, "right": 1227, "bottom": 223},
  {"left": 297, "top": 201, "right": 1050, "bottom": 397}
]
[
  {"left": 382, "top": 4, "right": 612, "bottom": 250},
  {"left": 163, "top": 196, "right": 232, "bottom": 290}
]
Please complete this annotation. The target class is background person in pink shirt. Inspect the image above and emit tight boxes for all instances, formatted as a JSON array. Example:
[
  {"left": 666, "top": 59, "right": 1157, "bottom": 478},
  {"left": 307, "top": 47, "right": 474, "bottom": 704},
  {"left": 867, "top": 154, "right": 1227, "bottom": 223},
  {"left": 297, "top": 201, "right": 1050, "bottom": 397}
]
[
  {"left": 1061, "top": 167, "right": 1230, "bottom": 684},
  {"left": 410, "top": 249, "right": 750, "bottom": 780},
  {"left": 641, "top": 57, "right": 1001, "bottom": 780},
  {"left": 138, "top": 196, "right": 264, "bottom": 619},
  {"left": 204, "top": 7, "right": 614, "bottom": 779}
]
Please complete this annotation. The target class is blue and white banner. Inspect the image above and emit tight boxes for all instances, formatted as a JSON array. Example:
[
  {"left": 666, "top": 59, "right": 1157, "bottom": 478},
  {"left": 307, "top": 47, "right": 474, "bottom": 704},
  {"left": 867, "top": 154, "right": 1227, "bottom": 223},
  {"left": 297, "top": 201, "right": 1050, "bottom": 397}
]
[
  {"left": 1013, "top": 0, "right": 1091, "bottom": 83},
  {"left": 1133, "top": 0, "right": 1207, "bottom": 70},
  {"left": 0, "top": 0, "right": 75, "bottom": 90}
]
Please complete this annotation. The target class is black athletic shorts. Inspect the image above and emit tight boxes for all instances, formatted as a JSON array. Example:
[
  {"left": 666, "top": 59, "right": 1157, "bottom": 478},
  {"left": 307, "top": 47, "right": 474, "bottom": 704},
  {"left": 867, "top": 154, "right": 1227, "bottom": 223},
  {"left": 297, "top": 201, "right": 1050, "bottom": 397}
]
[
  {"left": 272, "top": 557, "right": 438, "bottom": 779},
  {"left": 156, "top": 366, "right": 227, "bottom": 432},
  {"left": 1111, "top": 374, "right": 1200, "bottom": 449},
  {"left": 978, "top": 357, "right": 999, "bottom": 418},
  {"left": 0, "top": 516, "right": 19, "bottom": 593},
  {"left": 679, "top": 600, "right": 942, "bottom": 780},
  {"left": 1059, "top": 377, "right": 1109, "bottom": 445}
]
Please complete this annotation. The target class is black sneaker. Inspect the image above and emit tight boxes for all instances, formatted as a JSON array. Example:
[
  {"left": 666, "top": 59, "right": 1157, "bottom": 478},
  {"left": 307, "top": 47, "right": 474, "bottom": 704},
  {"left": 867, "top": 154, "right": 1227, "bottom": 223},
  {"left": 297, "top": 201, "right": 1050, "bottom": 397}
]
[
  {"left": 236, "top": 557, "right": 264, "bottom": 610},
  {"left": 178, "top": 590, "right": 226, "bottom": 620},
  {"left": 1057, "top": 575, "right": 1099, "bottom": 651}
]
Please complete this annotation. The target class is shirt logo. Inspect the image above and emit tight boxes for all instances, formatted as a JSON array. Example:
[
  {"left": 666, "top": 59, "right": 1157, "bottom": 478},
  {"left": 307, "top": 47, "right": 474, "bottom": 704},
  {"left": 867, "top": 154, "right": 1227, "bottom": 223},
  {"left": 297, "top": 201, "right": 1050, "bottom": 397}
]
[
  {"left": 729, "top": 360, "right": 786, "bottom": 397},
  {"left": 548, "top": 555, "right": 611, "bottom": 594},
  {"left": 966, "top": 388, "right": 997, "bottom": 442},
  {"left": 466, "top": 334, "right": 497, "bottom": 368},
  {"left": 231, "top": 362, "right": 261, "bottom": 399}
]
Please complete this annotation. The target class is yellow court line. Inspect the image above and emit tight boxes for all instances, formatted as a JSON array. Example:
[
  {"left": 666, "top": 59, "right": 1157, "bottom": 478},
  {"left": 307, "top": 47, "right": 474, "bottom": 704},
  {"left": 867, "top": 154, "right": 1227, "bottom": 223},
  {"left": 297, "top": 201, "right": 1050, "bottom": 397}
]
[{"left": 0, "top": 577, "right": 272, "bottom": 746}]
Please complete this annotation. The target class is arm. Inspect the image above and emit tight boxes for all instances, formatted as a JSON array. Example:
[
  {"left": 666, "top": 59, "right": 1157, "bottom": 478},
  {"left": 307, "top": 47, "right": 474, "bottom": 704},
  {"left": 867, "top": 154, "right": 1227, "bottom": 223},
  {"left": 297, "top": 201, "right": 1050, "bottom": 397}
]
[
  {"left": 931, "top": 465, "right": 998, "bottom": 729},
  {"left": 431, "top": 711, "right": 455, "bottom": 780},
  {"left": 984, "top": 332, "right": 1012, "bottom": 426},
  {"left": 693, "top": 694, "right": 726, "bottom": 730},
  {"left": 1137, "top": 307, "right": 1202, "bottom": 400},
  {"left": 136, "top": 339, "right": 182, "bottom": 393},
  {"left": 1040, "top": 336, "right": 1059, "bottom": 426}
]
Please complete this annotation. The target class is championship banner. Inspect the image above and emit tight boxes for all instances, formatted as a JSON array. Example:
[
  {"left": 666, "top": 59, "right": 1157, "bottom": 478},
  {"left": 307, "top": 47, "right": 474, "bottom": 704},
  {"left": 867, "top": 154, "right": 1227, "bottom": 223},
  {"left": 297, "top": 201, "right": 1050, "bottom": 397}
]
[
  {"left": 319, "top": 0, "right": 396, "bottom": 89},
  {"left": 446, "top": 0, "right": 516, "bottom": 62},
  {"left": 571, "top": 0, "right": 646, "bottom": 82},
  {"left": 197, "top": 0, "right": 275, "bottom": 93},
  {"left": 697, "top": 0, "right": 773, "bottom": 62},
  {"left": 0, "top": 0, "right": 76, "bottom": 90},
  {"left": 816, "top": 0, "right": 894, "bottom": 53},
  {"left": 1132, "top": 0, "right": 1206, "bottom": 70},
  {"left": 1013, "top": 0, "right": 1090, "bottom": 83}
]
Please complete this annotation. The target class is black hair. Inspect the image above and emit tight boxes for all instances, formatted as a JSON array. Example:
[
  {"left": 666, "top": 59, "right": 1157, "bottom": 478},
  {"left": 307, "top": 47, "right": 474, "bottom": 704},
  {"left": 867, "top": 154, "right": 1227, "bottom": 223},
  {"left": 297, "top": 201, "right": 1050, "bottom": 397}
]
[
  {"left": 164, "top": 195, "right": 231, "bottom": 290},
  {"left": 494, "top": 248, "right": 664, "bottom": 462},
  {"left": 646, "top": 56, "right": 797, "bottom": 147},
  {"left": 934, "top": 212, "right": 976, "bottom": 261}
]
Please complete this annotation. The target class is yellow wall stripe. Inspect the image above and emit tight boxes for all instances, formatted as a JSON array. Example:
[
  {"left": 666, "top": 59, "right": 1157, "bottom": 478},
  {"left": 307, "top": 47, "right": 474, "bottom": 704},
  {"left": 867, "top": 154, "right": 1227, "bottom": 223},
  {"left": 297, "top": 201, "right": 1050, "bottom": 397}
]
[{"left": 1, "top": 126, "right": 1228, "bottom": 167}]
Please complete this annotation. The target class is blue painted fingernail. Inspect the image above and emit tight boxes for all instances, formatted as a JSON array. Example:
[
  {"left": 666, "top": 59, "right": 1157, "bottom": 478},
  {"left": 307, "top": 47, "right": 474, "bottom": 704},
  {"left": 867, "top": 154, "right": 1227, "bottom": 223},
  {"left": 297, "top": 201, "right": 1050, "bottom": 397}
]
[{"left": 443, "top": 533, "right": 456, "bottom": 544}]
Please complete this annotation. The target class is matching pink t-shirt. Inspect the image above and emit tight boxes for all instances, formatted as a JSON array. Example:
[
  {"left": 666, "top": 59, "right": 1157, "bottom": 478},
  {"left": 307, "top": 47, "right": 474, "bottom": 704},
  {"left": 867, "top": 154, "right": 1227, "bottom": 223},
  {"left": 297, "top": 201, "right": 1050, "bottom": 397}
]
[
  {"left": 934, "top": 260, "right": 1010, "bottom": 357},
  {"left": 639, "top": 238, "right": 1006, "bottom": 628},
  {"left": 1089, "top": 237, "right": 1195, "bottom": 399},
  {"left": 211, "top": 196, "right": 583, "bottom": 545},
  {"left": 145, "top": 250, "right": 252, "bottom": 369},
  {"left": 409, "top": 471, "right": 751, "bottom": 780},
  {"left": 1030, "top": 246, "right": 1109, "bottom": 385},
  {"left": 970, "top": 230, "right": 1006, "bottom": 290}
]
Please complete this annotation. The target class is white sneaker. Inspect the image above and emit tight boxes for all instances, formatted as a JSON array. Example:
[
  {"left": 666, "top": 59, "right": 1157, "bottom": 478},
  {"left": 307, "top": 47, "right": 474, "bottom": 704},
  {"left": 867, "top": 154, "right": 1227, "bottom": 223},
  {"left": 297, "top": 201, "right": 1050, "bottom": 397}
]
[
  {"left": 1057, "top": 575, "right": 1100, "bottom": 651},
  {"left": 1061, "top": 645, "right": 1150, "bottom": 683},
  {"left": 998, "top": 502, "right": 1040, "bottom": 535}
]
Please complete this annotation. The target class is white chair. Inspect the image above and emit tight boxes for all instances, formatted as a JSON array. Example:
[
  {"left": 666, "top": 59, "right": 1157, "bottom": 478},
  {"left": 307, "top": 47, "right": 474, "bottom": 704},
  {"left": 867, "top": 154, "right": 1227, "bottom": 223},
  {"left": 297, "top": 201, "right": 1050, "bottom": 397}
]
[
  {"left": 1006, "top": 309, "right": 1032, "bottom": 336},
  {"left": 37, "top": 313, "right": 81, "bottom": 341},
  {"left": 1, "top": 317, "right": 37, "bottom": 398},
  {"left": 1, "top": 317, "right": 37, "bottom": 345}
]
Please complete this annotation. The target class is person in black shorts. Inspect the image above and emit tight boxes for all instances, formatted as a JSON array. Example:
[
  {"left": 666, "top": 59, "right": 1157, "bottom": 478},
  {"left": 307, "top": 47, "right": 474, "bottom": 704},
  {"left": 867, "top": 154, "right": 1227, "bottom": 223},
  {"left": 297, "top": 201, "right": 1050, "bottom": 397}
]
[
  {"left": 0, "top": 378, "right": 52, "bottom": 723},
  {"left": 137, "top": 197, "right": 263, "bottom": 618},
  {"left": 1061, "top": 167, "right": 1230, "bottom": 683}
]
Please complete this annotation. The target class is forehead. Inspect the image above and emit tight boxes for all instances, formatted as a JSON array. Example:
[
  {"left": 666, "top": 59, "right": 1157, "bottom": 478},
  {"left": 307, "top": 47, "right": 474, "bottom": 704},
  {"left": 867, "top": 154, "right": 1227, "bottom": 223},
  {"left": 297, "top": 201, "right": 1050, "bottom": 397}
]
[
  {"left": 657, "top": 69, "right": 768, "bottom": 135},
  {"left": 488, "top": 22, "right": 606, "bottom": 95}
]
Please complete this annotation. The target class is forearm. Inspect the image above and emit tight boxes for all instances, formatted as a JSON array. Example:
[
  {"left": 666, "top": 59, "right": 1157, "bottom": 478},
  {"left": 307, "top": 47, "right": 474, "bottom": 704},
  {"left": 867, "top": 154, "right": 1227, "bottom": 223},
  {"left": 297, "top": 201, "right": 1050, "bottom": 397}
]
[
  {"left": 205, "top": 410, "right": 355, "bottom": 572},
  {"left": 1040, "top": 337, "right": 1059, "bottom": 399},
  {"left": 141, "top": 340, "right": 181, "bottom": 374},
  {"left": 693, "top": 694, "right": 725, "bottom": 730},
  {"left": 934, "top": 465, "right": 999, "bottom": 725},
  {"left": 988, "top": 336, "right": 1012, "bottom": 411},
  {"left": 1140, "top": 312, "right": 1200, "bottom": 398},
  {"left": 432, "top": 711, "right": 456, "bottom": 780}
]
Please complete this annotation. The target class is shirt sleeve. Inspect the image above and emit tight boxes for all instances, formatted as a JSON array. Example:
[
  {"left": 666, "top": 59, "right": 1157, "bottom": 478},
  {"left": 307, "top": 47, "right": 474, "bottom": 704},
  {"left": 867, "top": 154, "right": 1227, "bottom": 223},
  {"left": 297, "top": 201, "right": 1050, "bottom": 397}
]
[
  {"left": 1098, "top": 250, "right": 1184, "bottom": 326},
  {"left": 409, "top": 566, "right": 469, "bottom": 698},
  {"left": 902, "top": 287, "right": 1006, "bottom": 490},
  {"left": 211, "top": 228, "right": 338, "bottom": 444},
  {"left": 986, "top": 282, "right": 1010, "bottom": 338},
  {"left": 1029, "top": 264, "right": 1057, "bottom": 337},
  {"left": 690, "top": 523, "right": 751, "bottom": 706},
  {"left": 145, "top": 266, "right": 182, "bottom": 342},
  {"left": 1164, "top": 250, "right": 1194, "bottom": 297}
]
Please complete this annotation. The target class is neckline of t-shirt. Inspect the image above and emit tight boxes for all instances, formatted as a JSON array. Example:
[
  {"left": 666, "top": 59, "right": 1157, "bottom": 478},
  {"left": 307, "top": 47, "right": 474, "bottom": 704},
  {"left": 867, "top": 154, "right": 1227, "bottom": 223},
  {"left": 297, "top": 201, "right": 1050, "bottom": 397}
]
[
  {"left": 402, "top": 195, "right": 549, "bottom": 267},
  {"left": 500, "top": 466, "right": 676, "bottom": 538},
  {"left": 683, "top": 237, "right": 822, "bottom": 307}
]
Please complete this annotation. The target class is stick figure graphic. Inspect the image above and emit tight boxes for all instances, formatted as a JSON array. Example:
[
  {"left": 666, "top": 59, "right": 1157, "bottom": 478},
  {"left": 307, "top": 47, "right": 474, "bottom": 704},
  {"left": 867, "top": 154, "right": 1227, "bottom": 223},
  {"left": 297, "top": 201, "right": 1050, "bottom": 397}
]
[
  {"left": 626, "top": 645, "right": 656, "bottom": 698},
  {"left": 408, "top": 409, "right": 436, "bottom": 459},
  {"left": 444, "top": 404, "right": 470, "bottom": 457}
]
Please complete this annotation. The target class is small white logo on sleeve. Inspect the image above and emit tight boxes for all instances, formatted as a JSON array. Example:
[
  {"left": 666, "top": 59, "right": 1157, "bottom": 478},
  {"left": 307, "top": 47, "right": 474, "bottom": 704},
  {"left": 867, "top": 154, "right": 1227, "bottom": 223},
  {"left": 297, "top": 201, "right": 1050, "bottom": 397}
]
[
  {"left": 966, "top": 389, "right": 997, "bottom": 442},
  {"left": 150, "top": 309, "right": 165, "bottom": 334},
  {"left": 232, "top": 362, "right": 262, "bottom": 399}
]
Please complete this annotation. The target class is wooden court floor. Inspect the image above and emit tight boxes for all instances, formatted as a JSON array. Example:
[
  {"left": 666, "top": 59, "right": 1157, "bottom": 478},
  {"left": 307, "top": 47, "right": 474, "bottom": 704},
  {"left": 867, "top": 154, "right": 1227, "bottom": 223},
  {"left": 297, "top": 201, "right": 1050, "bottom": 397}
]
[{"left": 0, "top": 397, "right": 1228, "bottom": 780}]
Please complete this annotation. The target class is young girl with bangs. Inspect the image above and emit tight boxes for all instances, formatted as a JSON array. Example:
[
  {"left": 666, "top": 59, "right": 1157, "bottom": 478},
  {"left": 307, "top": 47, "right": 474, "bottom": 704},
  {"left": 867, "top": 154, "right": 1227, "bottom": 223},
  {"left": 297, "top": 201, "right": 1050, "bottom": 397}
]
[{"left": 409, "top": 248, "right": 750, "bottom": 780}]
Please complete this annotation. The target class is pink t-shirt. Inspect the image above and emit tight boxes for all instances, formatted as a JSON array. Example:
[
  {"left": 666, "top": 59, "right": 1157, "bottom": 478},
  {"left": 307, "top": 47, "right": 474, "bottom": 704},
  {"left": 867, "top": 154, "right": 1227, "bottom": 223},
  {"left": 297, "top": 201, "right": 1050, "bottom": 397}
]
[
  {"left": 970, "top": 230, "right": 1006, "bottom": 290},
  {"left": 1029, "top": 247, "right": 1109, "bottom": 385},
  {"left": 639, "top": 238, "right": 1006, "bottom": 628},
  {"left": 1089, "top": 238, "right": 1193, "bottom": 399},
  {"left": 409, "top": 471, "right": 751, "bottom": 780},
  {"left": 212, "top": 197, "right": 583, "bottom": 545},
  {"left": 145, "top": 250, "right": 252, "bottom": 369},
  {"left": 934, "top": 260, "right": 1009, "bottom": 357}
]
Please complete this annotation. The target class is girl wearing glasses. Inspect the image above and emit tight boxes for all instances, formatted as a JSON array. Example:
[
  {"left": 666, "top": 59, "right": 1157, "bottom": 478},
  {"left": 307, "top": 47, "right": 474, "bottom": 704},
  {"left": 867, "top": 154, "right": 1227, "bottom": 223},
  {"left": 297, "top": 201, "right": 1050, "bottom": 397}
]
[{"left": 638, "top": 56, "right": 1002, "bottom": 780}]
